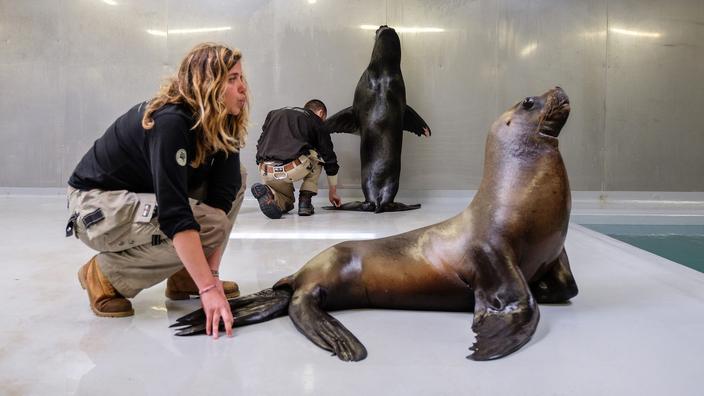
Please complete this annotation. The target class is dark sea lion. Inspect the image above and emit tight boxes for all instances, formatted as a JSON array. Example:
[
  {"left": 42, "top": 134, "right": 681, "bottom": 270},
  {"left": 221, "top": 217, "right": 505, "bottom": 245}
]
[
  {"left": 323, "top": 25, "right": 432, "bottom": 213},
  {"left": 173, "top": 87, "right": 576, "bottom": 362}
]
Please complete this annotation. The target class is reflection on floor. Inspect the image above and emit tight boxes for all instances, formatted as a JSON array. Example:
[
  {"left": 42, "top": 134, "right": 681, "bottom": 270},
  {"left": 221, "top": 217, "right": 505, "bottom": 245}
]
[{"left": 2, "top": 194, "right": 703, "bottom": 395}]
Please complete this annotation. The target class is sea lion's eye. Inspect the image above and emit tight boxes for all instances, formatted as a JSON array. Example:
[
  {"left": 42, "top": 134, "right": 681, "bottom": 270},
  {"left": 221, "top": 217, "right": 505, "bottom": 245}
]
[{"left": 522, "top": 97, "right": 534, "bottom": 110}]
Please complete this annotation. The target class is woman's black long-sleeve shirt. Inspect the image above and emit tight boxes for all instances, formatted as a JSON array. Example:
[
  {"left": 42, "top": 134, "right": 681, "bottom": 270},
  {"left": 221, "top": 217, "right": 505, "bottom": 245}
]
[{"left": 68, "top": 102, "right": 241, "bottom": 239}]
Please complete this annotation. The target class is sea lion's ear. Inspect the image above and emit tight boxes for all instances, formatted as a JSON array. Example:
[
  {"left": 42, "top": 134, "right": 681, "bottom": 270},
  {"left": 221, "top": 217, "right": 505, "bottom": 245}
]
[{"left": 506, "top": 118, "right": 511, "bottom": 126}]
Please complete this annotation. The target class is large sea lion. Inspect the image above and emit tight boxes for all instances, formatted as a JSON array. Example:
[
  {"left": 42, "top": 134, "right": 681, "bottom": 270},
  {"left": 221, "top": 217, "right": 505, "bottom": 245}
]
[
  {"left": 323, "top": 25, "right": 432, "bottom": 213},
  {"left": 173, "top": 87, "right": 576, "bottom": 362}
]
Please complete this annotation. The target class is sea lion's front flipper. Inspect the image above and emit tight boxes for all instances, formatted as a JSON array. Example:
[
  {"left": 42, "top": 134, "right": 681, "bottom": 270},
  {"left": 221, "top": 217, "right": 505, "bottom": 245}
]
[
  {"left": 322, "top": 201, "right": 376, "bottom": 211},
  {"left": 467, "top": 245, "right": 539, "bottom": 361},
  {"left": 171, "top": 288, "right": 292, "bottom": 336},
  {"left": 288, "top": 286, "right": 367, "bottom": 362},
  {"left": 325, "top": 106, "right": 360, "bottom": 135},
  {"left": 403, "top": 105, "right": 432, "bottom": 137},
  {"left": 529, "top": 248, "right": 578, "bottom": 303}
]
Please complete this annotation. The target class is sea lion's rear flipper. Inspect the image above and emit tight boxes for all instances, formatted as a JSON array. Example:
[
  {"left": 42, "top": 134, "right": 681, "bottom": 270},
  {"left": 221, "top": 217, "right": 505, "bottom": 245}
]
[
  {"left": 529, "top": 248, "right": 578, "bottom": 303},
  {"left": 322, "top": 201, "right": 376, "bottom": 211},
  {"left": 377, "top": 202, "right": 421, "bottom": 212},
  {"left": 403, "top": 105, "right": 432, "bottom": 137},
  {"left": 467, "top": 245, "right": 540, "bottom": 361},
  {"left": 288, "top": 286, "right": 367, "bottom": 362},
  {"left": 325, "top": 106, "right": 360, "bottom": 135},
  {"left": 171, "top": 288, "right": 292, "bottom": 336}
]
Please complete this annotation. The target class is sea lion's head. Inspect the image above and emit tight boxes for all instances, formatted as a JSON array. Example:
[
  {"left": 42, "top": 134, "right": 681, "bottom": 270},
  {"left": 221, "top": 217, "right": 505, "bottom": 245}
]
[
  {"left": 493, "top": 87, "right": 571, "bottom": 147},
  {"left": 375, "top": 25, "right": 396, "bottom": 38},
  {"left": 371, "top": 25, "right": 401, "bottom": 65}
]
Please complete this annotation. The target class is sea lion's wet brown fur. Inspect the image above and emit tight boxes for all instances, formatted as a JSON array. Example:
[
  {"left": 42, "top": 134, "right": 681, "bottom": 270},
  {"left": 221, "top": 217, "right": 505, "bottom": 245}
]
[{"left": 173, "top": 87, "right": 577, "bottom": 362}]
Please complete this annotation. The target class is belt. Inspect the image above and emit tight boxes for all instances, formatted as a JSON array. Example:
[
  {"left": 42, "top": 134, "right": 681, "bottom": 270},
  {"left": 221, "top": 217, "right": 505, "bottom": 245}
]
[{"left": 260, "top": 158, "right": 303, "bottom": 175}]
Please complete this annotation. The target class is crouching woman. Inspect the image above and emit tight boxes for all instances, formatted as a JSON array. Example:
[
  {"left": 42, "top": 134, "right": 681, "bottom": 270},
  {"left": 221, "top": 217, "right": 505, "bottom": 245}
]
[{"left": 66, "top": 43, "right": 248, "bottom": 338}]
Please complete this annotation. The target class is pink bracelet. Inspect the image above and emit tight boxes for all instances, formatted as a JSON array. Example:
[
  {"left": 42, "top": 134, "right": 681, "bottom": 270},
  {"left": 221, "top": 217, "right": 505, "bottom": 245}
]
[{"left": 198, "top": 284, "right": 217, "bottom": 295}]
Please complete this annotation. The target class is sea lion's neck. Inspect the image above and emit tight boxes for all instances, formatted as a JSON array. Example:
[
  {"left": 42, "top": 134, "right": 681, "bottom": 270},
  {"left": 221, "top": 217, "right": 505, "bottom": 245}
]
[
  {"left": 368, "top": 57, "right": 400, "bottom": 74},
  {"left": 486, "top": 130, "right": 558, "bottom": 171},
  {"left": 369, "top": 41, "right": 401, "bottom": 72},
  {"left": 469, "top": 131, "right": 566, "bottom": 213}
]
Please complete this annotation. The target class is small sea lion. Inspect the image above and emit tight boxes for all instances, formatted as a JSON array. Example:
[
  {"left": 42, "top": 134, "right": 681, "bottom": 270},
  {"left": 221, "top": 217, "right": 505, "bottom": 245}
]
[{"left": 324, "top": 25, "right": 431, "bottom": 213}]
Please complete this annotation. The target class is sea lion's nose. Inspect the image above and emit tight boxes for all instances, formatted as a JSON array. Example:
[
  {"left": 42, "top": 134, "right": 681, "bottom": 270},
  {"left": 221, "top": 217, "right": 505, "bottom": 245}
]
[{"left": 553, "top": 86, "right": 568, "bottom": 100}]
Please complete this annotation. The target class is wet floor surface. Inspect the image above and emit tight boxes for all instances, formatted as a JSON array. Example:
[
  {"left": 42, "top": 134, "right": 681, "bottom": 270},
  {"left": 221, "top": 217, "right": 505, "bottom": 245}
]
[{"left": 1, "top": 194, "right": 702, "bottom": 395}]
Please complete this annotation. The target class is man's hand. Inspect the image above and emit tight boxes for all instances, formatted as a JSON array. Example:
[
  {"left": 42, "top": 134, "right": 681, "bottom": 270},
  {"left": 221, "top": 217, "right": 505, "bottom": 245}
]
[{"left": 329, "top": 186, "right": 342, "bottom": 207}]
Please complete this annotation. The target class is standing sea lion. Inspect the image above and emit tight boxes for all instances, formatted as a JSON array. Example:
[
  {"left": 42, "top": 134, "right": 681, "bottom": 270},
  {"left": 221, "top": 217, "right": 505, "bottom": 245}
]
[
  {"left": 173, "top": 87, "right": 576, "bottom": 362},
  {"left": 324, "top": 25, "right": 432, "bottom": 213}
]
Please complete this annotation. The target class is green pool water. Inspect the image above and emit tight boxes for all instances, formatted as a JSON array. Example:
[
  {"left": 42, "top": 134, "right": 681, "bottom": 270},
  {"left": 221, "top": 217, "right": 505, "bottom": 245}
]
[{"left": 581, "top": 224, "right": 704, "bottom": 273}]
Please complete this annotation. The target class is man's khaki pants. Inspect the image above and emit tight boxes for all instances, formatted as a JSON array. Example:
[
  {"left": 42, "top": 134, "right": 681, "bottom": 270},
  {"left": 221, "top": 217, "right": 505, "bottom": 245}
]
[
  {"left": 259, "top": 151, "right": 322, "bottom": 212},
  {"left": 67, "top": 166, "right": 246, "bottom": 298}
]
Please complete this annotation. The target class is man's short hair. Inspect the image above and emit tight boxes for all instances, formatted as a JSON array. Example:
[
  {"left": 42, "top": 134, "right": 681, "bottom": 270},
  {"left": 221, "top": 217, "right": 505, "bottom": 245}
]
[{"left": 304, "top": 99, "right": 327, "bottom": 116}]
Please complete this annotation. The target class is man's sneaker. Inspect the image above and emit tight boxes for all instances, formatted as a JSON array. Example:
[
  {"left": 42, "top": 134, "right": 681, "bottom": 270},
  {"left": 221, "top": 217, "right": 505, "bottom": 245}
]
[{"left": 251, "top": 183, "right": 283, "bottom": 219}]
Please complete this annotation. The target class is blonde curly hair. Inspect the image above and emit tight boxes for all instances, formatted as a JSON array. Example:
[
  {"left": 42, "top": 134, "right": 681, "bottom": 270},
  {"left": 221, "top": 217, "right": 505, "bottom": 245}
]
[{"left": 142, "top": 43, "right": 249, "bottom": 167}]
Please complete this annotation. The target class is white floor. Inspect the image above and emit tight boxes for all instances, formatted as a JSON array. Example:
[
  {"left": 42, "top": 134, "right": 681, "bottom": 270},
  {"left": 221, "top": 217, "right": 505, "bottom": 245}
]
[{"left": 1, "top": 193, "right": 703, "bottom": 396}]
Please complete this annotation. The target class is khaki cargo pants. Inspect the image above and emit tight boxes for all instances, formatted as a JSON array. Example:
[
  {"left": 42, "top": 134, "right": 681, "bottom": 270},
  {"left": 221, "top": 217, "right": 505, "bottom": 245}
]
[
  {"left": 66, "top": 166, "right": 246, "bottom": 298},
  {"left": 259, "top": 150, "right": 322, "bottom": 212}
]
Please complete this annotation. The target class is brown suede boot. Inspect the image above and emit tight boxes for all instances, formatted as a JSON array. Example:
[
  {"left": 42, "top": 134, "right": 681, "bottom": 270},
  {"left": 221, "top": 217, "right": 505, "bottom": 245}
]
[
  {"left": 77, "top": 256, "right": 134, "bottom": 317},
  {"left": 165, "top": 267, "right": 240, "bottom": 300}
]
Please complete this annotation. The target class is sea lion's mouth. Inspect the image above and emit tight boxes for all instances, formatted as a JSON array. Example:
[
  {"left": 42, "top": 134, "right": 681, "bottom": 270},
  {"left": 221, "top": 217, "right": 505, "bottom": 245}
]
[{"left": 538, "top": 87, "right": 570, "bottom": 138}]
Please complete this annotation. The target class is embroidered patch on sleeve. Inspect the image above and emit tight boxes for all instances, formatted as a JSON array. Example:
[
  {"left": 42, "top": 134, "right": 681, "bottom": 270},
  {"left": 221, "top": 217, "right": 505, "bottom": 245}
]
[{"left": 176, "top": 149, "right": 187, "bottom": 166}]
